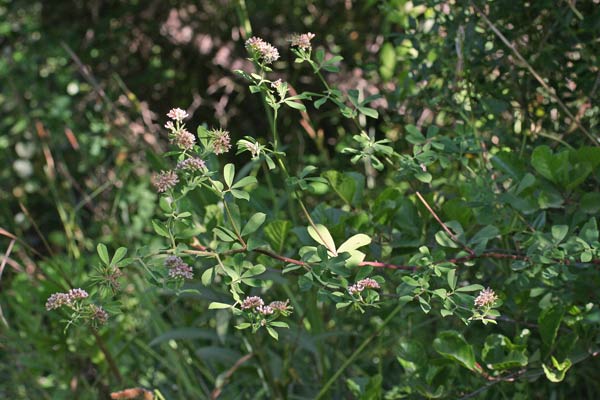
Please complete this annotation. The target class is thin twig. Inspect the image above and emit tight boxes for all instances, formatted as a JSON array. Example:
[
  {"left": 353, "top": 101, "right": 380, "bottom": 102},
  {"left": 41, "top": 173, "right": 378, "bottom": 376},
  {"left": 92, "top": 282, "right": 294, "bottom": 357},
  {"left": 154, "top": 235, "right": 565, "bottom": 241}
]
[
  {"left": 91, "top": 329, "right": 123, "bottom": 383},
  {"left": 210, "top": 353, "right": 254, "bottom": 399},
  {"left": 184, "top": 242, "right": 599, "bottom": 272},
  {"left": 0, "top": 239, "right": 15, "bottom": 281},
  {"left": 315, "top": 303, "right": 403, "bottom": 399},
  {"left": 470, "top": 1, "right": 598, "bottom": 146},
  {"left": 415, "top": 191, "right": 475, "bottom": 255}
]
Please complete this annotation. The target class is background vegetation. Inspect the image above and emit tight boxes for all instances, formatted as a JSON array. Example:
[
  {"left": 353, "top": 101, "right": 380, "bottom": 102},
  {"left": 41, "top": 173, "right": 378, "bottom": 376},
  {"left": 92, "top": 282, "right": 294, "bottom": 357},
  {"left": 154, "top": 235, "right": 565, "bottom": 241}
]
[{"left": 1, "top": 0, "right": 599, "bottom": 399}]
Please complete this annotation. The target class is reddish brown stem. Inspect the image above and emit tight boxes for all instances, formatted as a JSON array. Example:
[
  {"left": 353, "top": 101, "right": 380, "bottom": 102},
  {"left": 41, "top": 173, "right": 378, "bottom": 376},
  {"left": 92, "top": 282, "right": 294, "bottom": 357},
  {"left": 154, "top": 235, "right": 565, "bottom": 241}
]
[
  {"left": 253, "top": 248, "right": 308, "bottom": 267},
  {"left": 91, "top": 329, "right": 123, "bottom": 383},
  {"left": 210, "top": 353, "right": 254, "bottom": 399}
]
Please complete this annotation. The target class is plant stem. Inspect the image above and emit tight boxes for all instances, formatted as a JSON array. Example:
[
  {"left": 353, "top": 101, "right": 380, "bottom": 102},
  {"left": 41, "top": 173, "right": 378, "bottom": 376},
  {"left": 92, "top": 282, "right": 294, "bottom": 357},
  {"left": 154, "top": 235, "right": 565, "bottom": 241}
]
[
  {"left": 223, "top": 200, "right": 246, "bottom": 246},
  {"left": 315, "top": 303, "right": 403, "bottom": 399}
]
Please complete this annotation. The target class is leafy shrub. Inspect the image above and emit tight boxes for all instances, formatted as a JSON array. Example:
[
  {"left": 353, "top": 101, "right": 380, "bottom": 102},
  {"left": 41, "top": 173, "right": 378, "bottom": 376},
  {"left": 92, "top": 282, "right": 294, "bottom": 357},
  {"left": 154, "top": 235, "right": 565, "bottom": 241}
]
[{"left": 2, "top": 1, "right": 600, "bottom": 399}]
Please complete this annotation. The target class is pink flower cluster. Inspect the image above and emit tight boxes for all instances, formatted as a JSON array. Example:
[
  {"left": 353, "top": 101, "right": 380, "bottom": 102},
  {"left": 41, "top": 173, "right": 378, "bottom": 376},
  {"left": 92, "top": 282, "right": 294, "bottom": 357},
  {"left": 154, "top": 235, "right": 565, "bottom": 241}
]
[
  {"left": 90, "top": 304, "right": 109, "bottom": 325},
  {"left": 241, "top": 296, "right": 292, "bottom": 315},
  {"left": 165, "top": 108, "right": 196, "bottom": 151},
  {"left": 348, "top": 278, "right": 380, "bottom": 295},
  {"left": 474, "top": 287, "right": 498, "bottom": 308},
  {"left": 176, "top": 157, "right": 206, "bottom": 171},
  {"left": 152, "top": 170, "right": 179, "bottom": 193},
  {"left": 45, "top": 288, "right": 89, "bottom": 310},
  {"left": 166, "top": 107, "right": 188, "bottom": 122},
  {"left": 165, "top": 256, "right": 194, "bottom": 280},
  {"left": 290, "top": 32, "right": 315, "bottom": 50},
  {"left": 245, "top": 37, "right": 280, "bottom": 64},
  {"left": 210, "top": 128, "right": 232, "bottom": 155}
]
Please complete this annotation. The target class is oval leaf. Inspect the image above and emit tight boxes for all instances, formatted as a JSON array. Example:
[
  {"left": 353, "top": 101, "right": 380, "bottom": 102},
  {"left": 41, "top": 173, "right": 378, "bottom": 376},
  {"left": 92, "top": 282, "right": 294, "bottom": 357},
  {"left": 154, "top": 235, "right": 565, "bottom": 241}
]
[
  {"left": 433, "top": 331, "right": 476, "bottom": 371},
  {"left": 337, "top": 234, "right": 371, "bottom": 253},
  {"left": 307, "top": 224, "right": 337, "bottom": 255}
]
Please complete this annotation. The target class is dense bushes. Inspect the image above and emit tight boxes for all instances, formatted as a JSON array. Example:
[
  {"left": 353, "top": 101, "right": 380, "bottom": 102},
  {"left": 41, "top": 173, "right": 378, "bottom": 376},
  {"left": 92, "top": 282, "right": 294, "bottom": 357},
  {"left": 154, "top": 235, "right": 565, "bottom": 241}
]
[{"left": 1, "top": 1, "right": 599, "bottom": 398}]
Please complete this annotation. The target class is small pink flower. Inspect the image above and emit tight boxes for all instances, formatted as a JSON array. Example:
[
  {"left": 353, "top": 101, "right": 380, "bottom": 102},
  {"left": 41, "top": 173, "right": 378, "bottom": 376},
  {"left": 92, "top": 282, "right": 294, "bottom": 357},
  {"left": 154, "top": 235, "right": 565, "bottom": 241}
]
[
  {"left": 348, "top": 278, "right": 380, "bottom": 295},
  {"left": 474, "top": 288, "right": 498, "bottom": 308},
  {"left": 257, "top": 305, "right": 274, "bottom": 315},
  {"left": 167, "top": 108, "right": 188, "bottom": 122},
  {"left": 290, "top": 33, "right": 315, "bottom": 50},
  {"left": 241, "top": 296, "right": 264, "bottom": 310},
  {"left": 245, "top": 36, "right": 279, "bottom": 63},
  {"left": 211, "top": 128, "right": 231, "bottom": 155},
  {"left": 67, "top": 288, "right": 89, "bottom": 300},
  {"left": 45, "top": 292, "right": 70, "bottom": 310},
  {"left": 152, "top": 170, "right": 179, "bottom": 193},
  {"left": 164, "top": 121, "right": 175, "bottom": 130},
  {"left": 173, "top": 129, "right": 196, "bottom": 150},
  {"left": 271, "top": 79, "right": 283, "bottom": 89},
  {"left": 165, "top": 256, "right": 194, "bottom": 280},
  {"left": 90, "top": 304, "right": 109, "bottom": 324},
  {"left": 176, "top": 157, "right": 206, "bottom": 171},
  {"left": 269, "top": 300, "right": 291, "bottom": 312}
]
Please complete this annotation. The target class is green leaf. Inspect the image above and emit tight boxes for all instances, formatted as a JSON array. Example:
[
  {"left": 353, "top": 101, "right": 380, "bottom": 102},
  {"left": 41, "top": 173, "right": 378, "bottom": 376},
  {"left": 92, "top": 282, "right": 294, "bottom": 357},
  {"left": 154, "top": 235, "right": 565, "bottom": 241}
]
[
  {"left": 307, "top": 224, "right": 337, "bottom": 254},
  {"left": 152, "top": 220, "right": 170, "bottom": 238},
  {"left": 266, "top": 326, "right": 279, "bottom": 340},
  {"left": 231, "top": 175, "right": 257, "bottom": 189},
  {"left": 418, "top": 296, "right": 431, "bottom": 314},
  {"left": 402, "top": 276, "right": 420, "bottom": 287},
  {"left": 111, "top": 247, "right": 127, "bottom": 265},
  {"left": 208, "top": 302, "right": 232, "bottom": 310},
  {"left": 531, "top": 145, "right": 556, "bottom": 181},
  {"left": 581, "top": 193, "right": 600, "bottom": 214},
  {"left": 491, "top": 151, "right": 526, "bottom": 180},
  {"left": 284, "top": 100, "right": 306, "bottom": 111},
  {"left": 201, "top": 267, "right": 215, "bottom": 286},
  {"left": 241, "top": 213, "right": 266, "bottom": 236},
  {"left": 264, "top": 220, "right": 291, "bottom": 253},
  {"left": 242, "top": 264, "right": 266, "bottom": 278},
  {"left": 551, "top": 225, "right": 568, "bottom": 243},
  {"left": 337, "top": 234, "right": 371, "bottom": 253},
  {"left": 344, "top": 250, "right": 366, "bottom": 267},
  {"left": 468, "top": 225, "right": 499, "bottom": 245},
  {"left": 435, "top": 231, "right": 459, "bottom": 248},
  {"left": 542, "top": 356, "right": 572, "bottom": 382},
  {"left": 531, "top": 146, "right": 570, "bottom": 186},
  {"left": 358, "top": 106, "right": 378, "bottom": 119},
  {"left": 456, "top": 284, "right": 484, "bottom": 292},
  {"left": 415, "top": 171, "right": 432, "bottom": 183},
  {"left": 230, "top": 189, "right": 250, "bottom": 201},
  {"left": 433, "top": 331, "right": 476, "bottom": 371},
  {"left": 214, "top": 227, "right": 237, "bottom": 242},
  {"left": 481, "top": 334, "right": 528, "bottom": 370},
  {"left": 314, "top": 96, "right": 328, "bottom": 109},
  {"left": 538, "top": 305, "right": 564, "bottom": 346},
  {"left": 97, "top": 243, "right": 109, "bottom": 265},
  {"left": 447, "top": 269, "right": 457, "bottom": 291},
  {"left": 223, "top": 163, "right": 235, "bottom": 188},
  {"left": 323, "top": 170, "right": 356, "bottom": 206},
  {"left": 379, "top": 42, "right": 396, "bottom": 81},
  {"left": 270, "top": 321, "right": 289, "bottom": 328},
  {"left": 396, "top": 340, "right": 427, "bottom": 373}
]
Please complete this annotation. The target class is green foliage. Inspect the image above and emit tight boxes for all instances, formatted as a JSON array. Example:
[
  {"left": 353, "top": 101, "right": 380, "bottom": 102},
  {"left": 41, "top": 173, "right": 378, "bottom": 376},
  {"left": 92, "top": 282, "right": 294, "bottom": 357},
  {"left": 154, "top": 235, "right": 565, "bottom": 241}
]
[{"left": 2, "top": 0, "right": 600, "bottom": 399}]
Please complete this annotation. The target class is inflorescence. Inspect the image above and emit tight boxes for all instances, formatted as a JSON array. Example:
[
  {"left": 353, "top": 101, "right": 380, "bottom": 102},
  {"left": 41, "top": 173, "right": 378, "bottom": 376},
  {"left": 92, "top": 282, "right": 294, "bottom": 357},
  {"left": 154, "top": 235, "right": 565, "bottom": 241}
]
[
  {"left": 289, "top": 32, "right": 315, "bottom": 50},
  {"left": 241, "top": 296, "right": 292, "bottom": 316},
  {"left": 348, "top": 278, "right": 380, "bottom": 295},
  {"left": 165, "top": 256, "right": 194, "bottom": 280},
  {"left": 474, "top": 287, "right": 498, "bottom": 308},
  {"left": 245, "top": 37, "right": 280, "bottom": 64}
]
